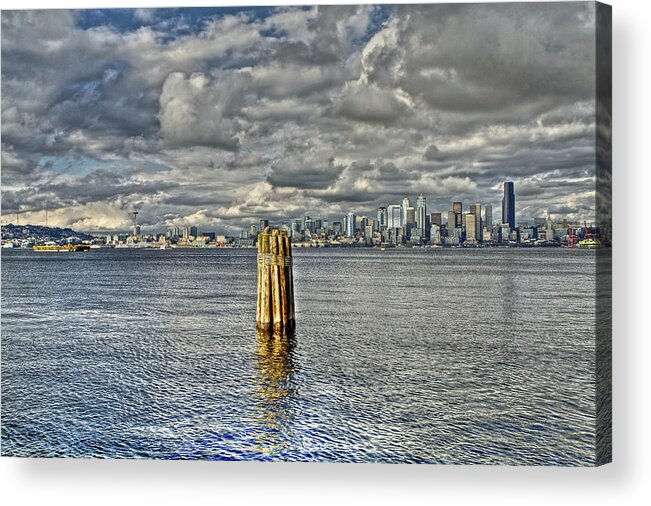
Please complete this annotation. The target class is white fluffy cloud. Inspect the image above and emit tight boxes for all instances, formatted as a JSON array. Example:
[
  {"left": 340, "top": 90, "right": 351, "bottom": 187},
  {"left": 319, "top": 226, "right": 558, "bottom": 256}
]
[{"left": 158, "top": 72, "right": 246, "bottom": 150}]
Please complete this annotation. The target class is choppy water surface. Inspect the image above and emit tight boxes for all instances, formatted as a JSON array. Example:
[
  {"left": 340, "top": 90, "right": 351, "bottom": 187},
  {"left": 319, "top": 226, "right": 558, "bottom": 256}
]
[{"left": 1, "top": 248, "right": 598, "bottom": 464}]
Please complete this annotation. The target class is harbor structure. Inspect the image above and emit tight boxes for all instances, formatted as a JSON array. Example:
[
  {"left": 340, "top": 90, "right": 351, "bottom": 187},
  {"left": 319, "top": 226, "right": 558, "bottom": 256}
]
[{"left": 256, "top": 227, "right": 295, "bottom": 336}]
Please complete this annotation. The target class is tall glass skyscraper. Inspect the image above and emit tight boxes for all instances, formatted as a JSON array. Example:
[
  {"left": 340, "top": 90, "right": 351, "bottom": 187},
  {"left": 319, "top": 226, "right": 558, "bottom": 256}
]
[
  {"left": 377, "top": 207, "right": 387, "bottom": 230},
  {"left": 416, "top": 193, "right": 427, "bottom": 232},
  {"left": 346, "top": 212, "right": 356, "bottom": 237},
  {"left": 484, "top": 204, "right": 493, "bottom": 232},
  {"left": 388, "top": 205, "right": 402, "bottom": 229},
  {"left": 402, "top": 197, "right": 411, "bottom": 225},
  {"left": 469, "top": 203, "right": 481, "bottom": 241},
  {"left": 502, "top": 181, "right": 516, "bottom": 230}
]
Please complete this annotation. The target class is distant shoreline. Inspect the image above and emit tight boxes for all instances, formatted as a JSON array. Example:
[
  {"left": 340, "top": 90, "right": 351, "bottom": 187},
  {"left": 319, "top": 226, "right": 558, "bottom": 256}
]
[{"left": 1, "top": 244, "right": 604, "bottom": 252}]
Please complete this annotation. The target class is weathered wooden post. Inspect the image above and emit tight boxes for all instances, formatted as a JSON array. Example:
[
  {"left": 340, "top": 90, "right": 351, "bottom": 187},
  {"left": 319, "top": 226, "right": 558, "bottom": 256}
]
[{"left": 256, "top": 227, "right": 295, "bottom": 335}]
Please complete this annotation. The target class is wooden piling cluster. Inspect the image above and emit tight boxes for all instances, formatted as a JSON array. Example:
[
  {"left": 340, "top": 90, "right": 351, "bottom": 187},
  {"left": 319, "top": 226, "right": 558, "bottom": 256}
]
[{"left": 256, "top": 227, "right": 295, "bottom": 335}]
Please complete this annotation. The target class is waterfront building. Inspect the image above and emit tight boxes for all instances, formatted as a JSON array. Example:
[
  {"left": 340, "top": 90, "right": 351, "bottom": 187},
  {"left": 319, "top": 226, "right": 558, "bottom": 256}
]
[
  {"left": 416, "top": 193, "right": 427, "bottom": 232},
  {"left": 502, "top": 181, "right": 516, "bottom": 230},
  {"left": 430, "top": 224, "right": 441, "bottom": 245},
  {"left": 364, "top": 225, "right": 373, "bottom": 241},
  {"left": 484, "top": 204, "right": 493, "bottom": 232},
  {"left": 446, "top": 210, "right": 456, "bottom": 236},
  {"left": 465, "top": 213, "right": 477, "bottom": 243},
  {"left": 453, "top": 201, "right": 463, "bottom": 228},
  {"left": 545, "top": 228, "right": 555, "bottom": 241},
  {"left": 406, "top": 207, "right": 415, "bottom": 227},
  {"left": 377, "top": 207, "right": 387, "bottom": 231},
  {"left": 469, "top": 203, "right": 482, "bottom": 241},
  {"left": 402, "top": 197, "right": 411, "bottom": 225},
  {"left": 416, "top": 193, "right": 427, "bottom": 239},
  {"left": 498, "top": 223, "right": 511, "bottom": 242},
  {"left": 190, "top": 226, "right": 198, "bottom": 238},
  {"left": 430, "top": 212, "right": 442, "bottom": 227},
  {"left": 388, "top": 227, "right": 405, "bottom": 245},
  {"left": 410, "top": 227, "right": 424, "bottom": 243},
  {"left": 346, "top": 212, "right": 356, "bottom": 237},
  {"left": 387, "top": 205, "right": 402, "bottom": 229},
  {"left": 522, "top": 226, "right": 538, "bottom": 240}
]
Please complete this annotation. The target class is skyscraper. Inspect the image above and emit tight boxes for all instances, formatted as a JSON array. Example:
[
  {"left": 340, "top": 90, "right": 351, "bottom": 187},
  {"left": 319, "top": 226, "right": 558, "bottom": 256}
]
[
  {"left": 346, "top": 212, "right": 356, "bottom": 237},
  {"left": 446, "top": 210, "right": 456, "bottom": 235},
  {"left": 469, "top": 203, "right": 481, "bottom": 241},
  {"left": 502, "top": 182, "right": 516, "bottom": 230},
  {"left": 484, "top": 204, "right": 493, "bottom": 232},
  {"left": 430, "top": 212, "right": 442, "bottom": 227},
  {"left": 259, "top": 219, "right": 269, "bottom": 231},
  {"left": 416, "top": 193, "right": 427, "bottom": 232},
  {"left": 406, "top": 207, "right": 415, "bottom": 227},
  {"left": 291, "top": 220, "right": 301, "bottom": 238},
  {"left": 377, "top": 207, "right": 387, "bottom": 230},
  {"left": 402, "top": 197, "right": 411, "bottom": 225},
  {"left": 465, "top": 212, "right": 477, "bottom": 242},
  {"left": 388, "top": 204, "right": 402, "bottom": 229},
  {"left": 453, "top": 201, "right": 463, "bottom": 228}
]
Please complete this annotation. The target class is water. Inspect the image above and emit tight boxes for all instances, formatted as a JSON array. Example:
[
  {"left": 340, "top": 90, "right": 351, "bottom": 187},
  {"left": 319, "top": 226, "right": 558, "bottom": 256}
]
[{"left": 1, "top": 248, "right": 598, "bottom": 464}]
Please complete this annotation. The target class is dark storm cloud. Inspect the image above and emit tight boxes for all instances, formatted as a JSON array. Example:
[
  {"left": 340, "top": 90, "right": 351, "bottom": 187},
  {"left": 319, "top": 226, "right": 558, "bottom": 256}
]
[
  {"left": 1, "top": 3, "right": 600, "bottom": 232},
  {"left": 423, "top": 145, "right": 448, "bottom": 162},
  {"left": 267, "top": 155, "right": 345, "bottom": 190}
]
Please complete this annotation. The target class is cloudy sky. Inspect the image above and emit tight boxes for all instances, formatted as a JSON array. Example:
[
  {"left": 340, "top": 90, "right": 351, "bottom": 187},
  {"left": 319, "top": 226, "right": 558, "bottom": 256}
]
[{"left": 1, "top": 3, "right": 602, "bottom": 234}]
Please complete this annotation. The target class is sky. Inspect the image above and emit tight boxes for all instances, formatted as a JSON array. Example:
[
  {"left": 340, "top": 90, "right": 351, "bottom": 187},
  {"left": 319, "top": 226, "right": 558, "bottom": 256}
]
[{"left": 1, "top": 3, "right": 604, "bottom": 234}]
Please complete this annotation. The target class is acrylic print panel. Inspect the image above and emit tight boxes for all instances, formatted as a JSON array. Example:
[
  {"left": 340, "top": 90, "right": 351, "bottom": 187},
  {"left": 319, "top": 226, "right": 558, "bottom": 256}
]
[{"left": 0, "top": 2, "right": 611, "bottom": 465}]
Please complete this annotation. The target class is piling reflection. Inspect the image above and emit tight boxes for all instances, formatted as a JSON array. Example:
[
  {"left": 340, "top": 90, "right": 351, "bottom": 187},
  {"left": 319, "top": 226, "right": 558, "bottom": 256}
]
[{"left": 253, "top": 330, "right": 298, "bottom": 456}]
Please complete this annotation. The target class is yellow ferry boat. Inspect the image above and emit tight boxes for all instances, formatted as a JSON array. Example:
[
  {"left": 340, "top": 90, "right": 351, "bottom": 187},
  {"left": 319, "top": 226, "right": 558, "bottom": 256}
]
[
  {"left": 576, "top": 238, "right": 601, "bottom": 249},
  {"left": 33, "top": 244, "right": 91, "bottom": 252}
]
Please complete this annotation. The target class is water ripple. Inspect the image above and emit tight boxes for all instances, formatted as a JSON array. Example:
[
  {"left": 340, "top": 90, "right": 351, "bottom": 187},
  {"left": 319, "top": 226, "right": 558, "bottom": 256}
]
[{"left": 1, "top": 248, "right": 598, "bottom": 464}]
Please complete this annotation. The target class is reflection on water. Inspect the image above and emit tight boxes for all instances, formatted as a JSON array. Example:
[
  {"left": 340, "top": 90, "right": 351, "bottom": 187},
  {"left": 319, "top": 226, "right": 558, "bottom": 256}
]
[
  {"left": 1, "top": 248, "right": 600, "bottom": 464},
  {"left": 254, "top": 331, "right": 297, "bottom": 457}
]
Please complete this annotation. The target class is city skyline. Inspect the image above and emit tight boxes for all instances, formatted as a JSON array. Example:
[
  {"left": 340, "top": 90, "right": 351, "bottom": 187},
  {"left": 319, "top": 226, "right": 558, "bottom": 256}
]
[{"left": 1, "top": 4, "right": 604, "bottom": 235}]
